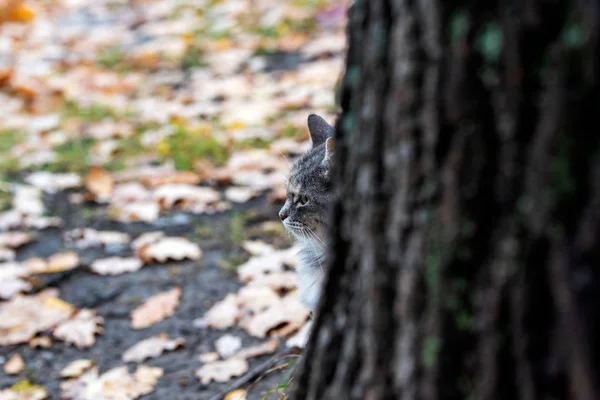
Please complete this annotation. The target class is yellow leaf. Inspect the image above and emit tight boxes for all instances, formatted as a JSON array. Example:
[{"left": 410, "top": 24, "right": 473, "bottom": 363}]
[
  {"left": 170, "top": 117, "right": 186, "bottom": 129},
  {"left": 43, "top": 297, "right": 74, "bottom": 313},
  {"left": 157, "top": 140, "right": 170, "bottom": 156},
  {"left": 215, "top": 38, "right": 234, "bottom": 51},
  {"left": 182, "top": 33, "right": 195, "bottom": 46},
  {"left": 275, "top": 21, "right": 290, "bottom": 37},
  {"left": 10, "top": 380, "right": 47, "bottom": 399},
  {"left": 6, "top": 3, "right": 36, "bottom": 23},
  {"left": 224, "top": 389, "right": 247, "bottom": 400},
  {"left": 229, "top": 121, "right": 245, "bottom": 130}
]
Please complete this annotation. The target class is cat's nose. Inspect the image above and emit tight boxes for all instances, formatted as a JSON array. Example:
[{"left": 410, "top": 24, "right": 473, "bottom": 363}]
[{"left": 279, "top": 209, "right": 288, "bottom": 221}]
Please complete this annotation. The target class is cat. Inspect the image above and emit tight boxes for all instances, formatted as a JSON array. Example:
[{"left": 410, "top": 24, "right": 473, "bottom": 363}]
[{"left": 279, "top": 114, "right": 334, "bottom": 312}]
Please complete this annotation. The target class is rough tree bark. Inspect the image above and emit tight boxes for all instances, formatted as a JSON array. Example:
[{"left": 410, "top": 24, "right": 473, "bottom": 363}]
[{"left": 291, "top": 1, "right": 600, "bottom": 399}]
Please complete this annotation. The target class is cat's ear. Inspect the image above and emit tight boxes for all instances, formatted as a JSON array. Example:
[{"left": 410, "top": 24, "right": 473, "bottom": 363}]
[
  {"left": 323, "top": 137, "right": 334, "bottom": 166},
  {"left": 307, "top": 114, "right": 334, "bottom": 147}
]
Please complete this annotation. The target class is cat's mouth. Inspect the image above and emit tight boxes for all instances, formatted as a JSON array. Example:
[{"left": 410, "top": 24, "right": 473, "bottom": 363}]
[{"left": 283, "top": 219, "right": 304, "bottom": 233}]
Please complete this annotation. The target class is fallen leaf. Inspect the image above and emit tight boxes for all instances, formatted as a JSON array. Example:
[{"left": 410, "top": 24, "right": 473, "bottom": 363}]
[
  {"left": 0, "top": 380, "right": 47, "bottom": 400},
  {"left": 248, "top": 272, "right": 298, "bottom": 291},
  {"left": 108, "top": 201, "right": 160, "bottom": 223},
  {"left": 53, "top": 309, "right": 103, "bottom": 349},
  {"left": 214, "top": 334, "right": 242, "bottom": 359},
  {"left": 64, "top": 229, "right": 130, "bottom": 249},
  {"left": 153, "top": 184, "right": 221, "bottom": 211},
  {"left": 242, "top": 240, "right": 275, "bottom": 256},
  {"left": 60, "top": 366, "right": 163, "bottom": 400},
  {"left": 137, "top": 236, "right": 202, "bottom": 263},
  {"left": 224, "top": 389, "right": 247, "bottom": 400},
  {"left": 130, "top": 231, "right": 165, "bottom": 250},
  {"left": 140, "top": 171, "right": 201, "bottom": 188},
  {"left": 0, "top": 232, "right": 32, "bottom": 248},
  {"left": 239, "top": 294, "right": 309, "bottom": 339},
  {"left": 0, "top": 247, "right": 15, "bottom": 261},
  {"left": 0, "top": 290, "right": 72, "bottom": 345},
  {"left": 28, "top": 337, "right": 52, "bottom": 348},
  {"left": 195, "top": 359, "right": 248, "bottom": 384},
  {"left": 84, "top": 166, "right": 114, "bottom": 202},
  {"left": 85, "top": 121, "right": 134, "bottom": 140},
  {"left": 237, "top": 285, "right": 280, "bottom": 313},
  {"left": 24, "top": 172, "right": 81, "bottom": 194},
  {"left": 44, "top": 252, "right": 79, "bottom": 273},
  {"left": 237, "top": 247, "right": 298, "bottom": 282},
  {"left": 0, "top": 278, "right": 31, "bottom": 299},
  {"left": 4, "top": 354, "right": 25, "bottom": 375},
  {"left": 60, "top": 360, "right": 94, "bottom": 379},
  {"left": 130, "top": 287, "right": 181, "bottom": 329},
  {"left": 231, "top": 339, "right": 279, "bottom": 360},
  {"left": 199, "top": 293, "right": 240, "bottom": 330},
  {"left": 224, "top": 187, "right": 260, "bottom": 203},
  {"left": 90, "top": 257, "right": 143, "bottom": 275},
  {"left": 122, "top": 334, "right": 185, "bottom": 363},
  {"left": 198, "top": 352, "right": 219, "bottom": 364}
]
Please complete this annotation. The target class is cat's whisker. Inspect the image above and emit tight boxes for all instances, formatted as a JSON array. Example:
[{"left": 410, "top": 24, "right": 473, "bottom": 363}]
[
  {"left": 275, "top": 149, "right": 292, "bottom": 168},
  {"left": 304, "top": 225, "right": 326, "bottom": 249}
]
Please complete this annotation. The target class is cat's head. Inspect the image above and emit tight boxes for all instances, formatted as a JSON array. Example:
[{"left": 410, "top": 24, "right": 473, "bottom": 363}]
[{"left": 279, "top": 114, "right": 334, "bottom": 240}]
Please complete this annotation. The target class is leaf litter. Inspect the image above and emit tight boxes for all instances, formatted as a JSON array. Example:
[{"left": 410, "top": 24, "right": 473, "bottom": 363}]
[{"left": 0, "top": 0, "right": 347, "bottom": 396}]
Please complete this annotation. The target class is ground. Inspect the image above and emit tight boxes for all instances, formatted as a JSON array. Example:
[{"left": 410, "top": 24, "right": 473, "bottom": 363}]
[
  {"left": 1, "top": 191, "right": 298, "bottom": 399},
  {"left": 0, "top": 0, "right": 347, "bottom": 398}
]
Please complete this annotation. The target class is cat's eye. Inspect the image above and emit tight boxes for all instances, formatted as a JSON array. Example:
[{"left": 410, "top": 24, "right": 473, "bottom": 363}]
[{"left": 298, "top": 195, "right": 309, "bottom": 205}]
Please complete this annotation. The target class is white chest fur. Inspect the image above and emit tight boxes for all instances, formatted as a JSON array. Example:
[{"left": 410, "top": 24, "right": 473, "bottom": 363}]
[{"left": 295, "top": 239, "right": 326, "bottom": 312}]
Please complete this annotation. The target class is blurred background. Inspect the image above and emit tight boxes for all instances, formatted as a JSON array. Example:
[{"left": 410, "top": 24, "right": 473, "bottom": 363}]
[{"left": 0, "top": 0, "right": 347, "bottom": 399}]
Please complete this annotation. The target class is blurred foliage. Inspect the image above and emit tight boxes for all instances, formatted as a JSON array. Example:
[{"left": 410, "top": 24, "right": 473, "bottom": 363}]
[{"left": 159, "top": 127, "right": 229, "bottom": 170}]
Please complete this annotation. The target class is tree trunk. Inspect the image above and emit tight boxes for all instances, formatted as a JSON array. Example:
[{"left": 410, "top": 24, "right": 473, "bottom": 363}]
[{"left": 292, "top": 1, "right": 600, "bottom": 399}]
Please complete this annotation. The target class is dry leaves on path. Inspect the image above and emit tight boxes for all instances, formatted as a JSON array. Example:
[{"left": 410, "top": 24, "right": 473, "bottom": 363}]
[
  {"left": 84, "top": 166, "right": 114, "bottom": 202},
  {"left": 0, "top": 232, "right": 32, "bottom": 249},
  {"left": 0, "top": 381, "right": 48, "bottom": 400},
  {"left": 136, "top": 236, "right": 202, "bottom": 264},
  {"left": 25, "top": 172, "right": 81, "bottom": 194},
  {"left": 130, "top": 287, "right": 181, "bottom": 329},
  {"left": 33, "top": 252, "right": 79, "bottom": 274},
  {"left": 90, "top": 257, "right": 143, "bottom": 276},
  {"left": 224, "top": 389, "right": 247, "bottom": 400},
  {"left": 3, "top": 353, "right": 25, "bottom": 375},
  {"left": 237, "top": 246, "right": 299, "bottom": 282},
  {"left": 239, "top": 294, "right": 309, "bottom": 338},
  {"left": 53, "top": 309, "right": 103, "bottom": 349},
  {"left": 122, "top": 334, "right": 185, "bottom": 363},
  {"left": 198, "top": 293, "right": 240, "bottom": 330},
  {"left": 214, "top": 334, "right": 242, "bottom": 359},
  {"left": 230, "top": 339, "right": 279, "bottom": 361},
  {"left": 195, "top": 359, "right": 249, "bottom": 384},
  {"left": 60, "top": 365, "right": 163, "bottom": 400},
  {"left": 64, "top": 229, "right": 130, "bottom": 249},
  {"left": 59, "top": 360, "right": 94, "bottom": 379},
  {"left": 0, "top": 289, "right": 73, "bottom": 345}
]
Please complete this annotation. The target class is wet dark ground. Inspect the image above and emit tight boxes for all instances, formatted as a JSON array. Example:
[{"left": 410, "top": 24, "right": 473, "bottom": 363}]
[{"left": 0, "top": 190, "right": 296, "bottom": 400}]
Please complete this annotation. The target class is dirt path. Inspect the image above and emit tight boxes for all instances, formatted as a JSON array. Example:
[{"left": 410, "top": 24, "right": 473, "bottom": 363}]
[{"left": 0, "top": 191, "right": 296, "bottom": 400}]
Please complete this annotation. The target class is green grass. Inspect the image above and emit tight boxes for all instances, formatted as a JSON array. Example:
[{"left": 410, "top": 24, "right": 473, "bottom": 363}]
[
  {"left": 181, "top": 43, "right": 208, "bottom": 69},
  {"left": 0, "top": 130, "right": 20, "bottom": 153},
  {"left": 0, "top": 185, "right": 11, "bottom": 212},
  {"left": 227, "top": 212, "right": 246, "bottom": 245},
  {"left": 161, "top": 127, "right": 229, "bottom": 171},
  {"left": 231, "top": 137, "right": 274, "bottom": 151},
  {"left": 47, "top": 138, "right": 96, "bottom": 173},
  {"left": 60, "top": 100, "right": 122, "bottom": 123},
  {"left": 261, "top": 359, "right": 298, "bottom": 400},
  {"left": 217, "top": 212, "right": 250, "bottom": 273},
  {"left": 0, "top": 130, "right": 23, "bottom": 180},
  {"left": 96, "top": 46, "right": 126, "bottom": 70}
]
